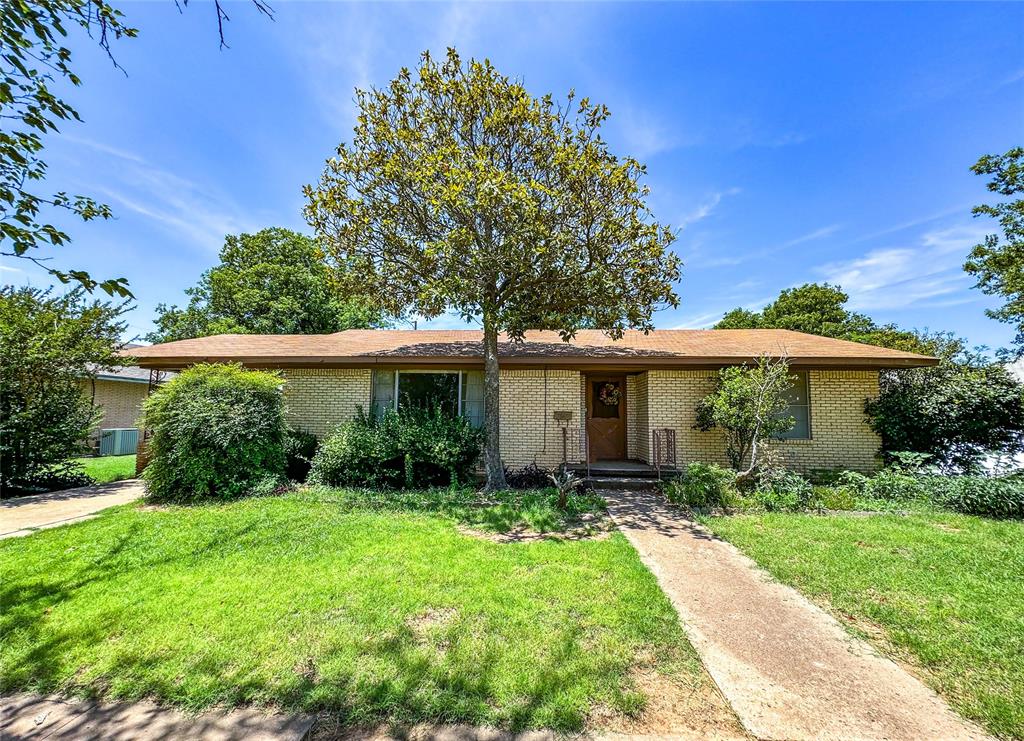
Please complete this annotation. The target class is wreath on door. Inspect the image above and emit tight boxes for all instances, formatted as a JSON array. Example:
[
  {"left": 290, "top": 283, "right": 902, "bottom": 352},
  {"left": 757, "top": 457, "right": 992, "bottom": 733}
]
[{"left": 598, "top": 382, "right": 621, "bottom": 407}]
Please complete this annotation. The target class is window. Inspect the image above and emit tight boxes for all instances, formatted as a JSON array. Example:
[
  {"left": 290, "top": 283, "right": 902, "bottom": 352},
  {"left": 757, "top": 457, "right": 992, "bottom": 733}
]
[
  {"left": 777, "top": 371, "right": 810, "bottom": 439},
  {"left": 371, "top": 370, "right": 484, "bottom": 427}
]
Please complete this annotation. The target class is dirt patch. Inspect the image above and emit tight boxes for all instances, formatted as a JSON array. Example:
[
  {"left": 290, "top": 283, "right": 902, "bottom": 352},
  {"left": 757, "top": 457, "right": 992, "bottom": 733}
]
[
  {"left": 933, "top": 522, "right": 963, "bottom": 533},
  {"left": 457, "top": 514, "right": 614, "bottom": 544},
  {"left": 406, "top": 607, "right": 458, "bottom": 634},
  {"left": 589, "top": 666, "right": 748, "bottom": 739}
]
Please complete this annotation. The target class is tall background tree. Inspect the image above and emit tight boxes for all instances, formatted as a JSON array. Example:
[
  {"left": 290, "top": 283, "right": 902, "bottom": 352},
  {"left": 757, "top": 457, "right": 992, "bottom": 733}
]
[
  {"left": 1, "top": 0, "right": 270, "bottom": 297},
  {"left": 306, "top": 50, "right": 680, "bottom": 490},
  {"left": 0, "top": 286, "right": 129, "bottom": 495},
  {"left": 715, "top": 282, "right": 1024, "bottom": 470},
  {"left": 964, "top": 147, "right": 1024, "bottom": 354},
  {"left": 147, "top": 228, "right": 386, "bottom": 342}
]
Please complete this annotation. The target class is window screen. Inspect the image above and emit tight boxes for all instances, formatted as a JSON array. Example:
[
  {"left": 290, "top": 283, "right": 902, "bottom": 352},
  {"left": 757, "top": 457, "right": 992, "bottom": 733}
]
[
  {"left": 371, "top": 370, "right": 395, "bottom": 418},
  {"left": 460, "top": 371, "right": 485, "bottom": 427},
  {"left": 777, "top": 371, "right": 810, "bottom": 439}
]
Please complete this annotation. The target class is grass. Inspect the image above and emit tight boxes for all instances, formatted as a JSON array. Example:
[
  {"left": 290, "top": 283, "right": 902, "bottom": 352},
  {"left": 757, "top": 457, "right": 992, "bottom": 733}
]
[
  {"left": 75, "top": 455, "right": 136, "bottom": 484},
  {"left": 700, "top": 511, "right": 1024, "bottom": 739},
  {"left": 1, "top": 487, "right": 705, "bottom": 732}
]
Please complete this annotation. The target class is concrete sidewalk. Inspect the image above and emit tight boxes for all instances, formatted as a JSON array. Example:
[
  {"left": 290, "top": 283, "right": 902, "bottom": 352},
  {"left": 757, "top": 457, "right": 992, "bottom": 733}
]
[
  {"left": 604, "top": 489, "right": 989, "bottom": 741},
  {"left": 1, "top": 479, "right": 144, "bottom": 539},
  {"left": 1, "top": 694, "right": 313, "bottom": 740}
]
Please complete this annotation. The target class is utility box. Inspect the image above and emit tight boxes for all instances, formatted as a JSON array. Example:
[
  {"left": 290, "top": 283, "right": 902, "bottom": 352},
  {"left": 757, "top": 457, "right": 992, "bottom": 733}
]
[{"left": 98, "top": 428, "right": 139, "bottom": 456}]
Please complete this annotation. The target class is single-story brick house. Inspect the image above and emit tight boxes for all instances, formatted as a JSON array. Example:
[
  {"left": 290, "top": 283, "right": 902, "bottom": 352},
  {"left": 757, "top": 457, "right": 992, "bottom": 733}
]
[{"left": 127, "top": 329, "right": 936, "bottom": 473}]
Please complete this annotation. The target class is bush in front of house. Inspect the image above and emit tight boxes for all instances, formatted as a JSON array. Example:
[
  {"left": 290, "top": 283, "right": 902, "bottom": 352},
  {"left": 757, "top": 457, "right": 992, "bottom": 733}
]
[
  {"left": 504, "top": 463, "right": 553, "bottom": 489},
  {"left": 141, "top": 363, "right": 286, "bottom": 502},
  {"left": 284, "top": 428, "right": 319, "bottom": 483},
  {"left": 921, "top": 475, "right": 1024, "bottom": 520},
  {"left": 751, "top": 467, "right": 814, "bottom": 512},
  {"left": 663, "top": 462, "right": 739, "bottom": 510},
  {"left": 309, "top": 407, "right": 485, "bottom": 489}
]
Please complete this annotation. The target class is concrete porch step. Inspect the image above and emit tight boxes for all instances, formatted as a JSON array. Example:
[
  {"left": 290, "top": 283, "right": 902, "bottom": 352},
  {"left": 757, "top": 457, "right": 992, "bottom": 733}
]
[{"left": 584, "top": 476, "right": 662, "bottom": 491}]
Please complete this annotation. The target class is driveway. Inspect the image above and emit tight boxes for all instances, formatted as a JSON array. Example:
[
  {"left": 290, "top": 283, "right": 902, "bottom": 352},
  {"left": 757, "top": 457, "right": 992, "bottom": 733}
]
[
  {"left": 604, "top": 489, "right": 988, "bottom": 741},
  {"left": 1, "top": 480, "right": 145, "bottom": 539}
]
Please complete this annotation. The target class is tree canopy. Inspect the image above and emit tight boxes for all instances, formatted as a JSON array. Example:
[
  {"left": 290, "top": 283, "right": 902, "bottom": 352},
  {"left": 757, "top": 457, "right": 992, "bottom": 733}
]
[
  {"left": 305, "top": 49, "right": 680, "bottom": 489},
  {"left": 964, "top": 147, "right": 1024, "bottom": 354},
  {"left": 147, "top": 228, "right": 386, "bottom": 343},
  {"left": 1, "top": 0, "right": 271, "bottom": 298},
  {"left": 714, "top": 282, "right": 958, "bottom": 357}
]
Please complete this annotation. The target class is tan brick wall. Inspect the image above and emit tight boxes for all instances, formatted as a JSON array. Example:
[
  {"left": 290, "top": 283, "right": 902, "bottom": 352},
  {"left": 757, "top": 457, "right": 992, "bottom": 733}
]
[
  {"left": 499, "top": 368, "right": 584, "bottom": 469},
  {"left": 277, "top": 365, "right": 880, "bottom": 474},
  {"left": 84, "top": 379, "right": 148, "bottom": 438},
  {"left": 636, "top": 369, "right": 881, "bottom": 474},
  {"left": 281, "top": 368, "right": 372, "bottom": 438}
]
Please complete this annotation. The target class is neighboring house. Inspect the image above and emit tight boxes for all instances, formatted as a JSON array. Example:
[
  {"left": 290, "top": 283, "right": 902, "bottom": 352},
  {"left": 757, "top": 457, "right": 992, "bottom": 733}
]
[
  {"left": 82, "top": 346, "right": 173, "bottom": 456},
  {"left": 126, "top": 329, "right": 936, "bottom": 473}
]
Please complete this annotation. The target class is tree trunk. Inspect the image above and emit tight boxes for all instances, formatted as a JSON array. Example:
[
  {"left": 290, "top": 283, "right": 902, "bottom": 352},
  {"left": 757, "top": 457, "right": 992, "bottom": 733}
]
[{"left": 482, "top": 318, "right": 507, "bottom": 491}]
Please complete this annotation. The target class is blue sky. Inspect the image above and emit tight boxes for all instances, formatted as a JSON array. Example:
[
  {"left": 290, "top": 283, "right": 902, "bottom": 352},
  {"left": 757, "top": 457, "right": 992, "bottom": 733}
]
[{"left": 5, "top": 1, "right": 1023, "bottom": 348}]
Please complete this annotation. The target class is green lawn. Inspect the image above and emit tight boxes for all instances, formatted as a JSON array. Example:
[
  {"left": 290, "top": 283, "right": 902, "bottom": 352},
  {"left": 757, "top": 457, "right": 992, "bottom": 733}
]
[
  {"left": 0, "top": 488, "right": 714, "bottom": 732},
  {"left": 701, "top": 511, "right": 1024, "bottom": 739},
  {"left": 76, "top": 455, "right": 136, "bottom": 484}
]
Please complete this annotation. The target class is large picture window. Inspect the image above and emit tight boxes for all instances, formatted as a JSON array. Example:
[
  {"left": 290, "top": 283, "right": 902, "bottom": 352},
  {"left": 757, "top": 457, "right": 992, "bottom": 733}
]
[
  {"left": 777, "top": 371, "right": 811, "bottom": 439},
  {"left": 371, "top": 370, "right": 484, "bottom": 426}
]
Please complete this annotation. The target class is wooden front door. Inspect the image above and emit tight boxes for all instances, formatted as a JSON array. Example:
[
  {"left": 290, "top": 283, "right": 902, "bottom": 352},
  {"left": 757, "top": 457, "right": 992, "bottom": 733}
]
[{"left": 586, "top": 375, "right": 626, "bottom": 461}]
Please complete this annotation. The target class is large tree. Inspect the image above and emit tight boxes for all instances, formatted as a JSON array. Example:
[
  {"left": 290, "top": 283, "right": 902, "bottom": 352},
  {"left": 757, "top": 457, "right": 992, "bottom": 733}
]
[
  {"left": 715, "top": 283, "right": 938, "bottom": 353},
  {"left": 964, "top": 147, "right": 1024, "bottom": 354},
  {"left": 0, "top": 285, "right": 129, "bottom": 494},
  {"left": 1, "top": 0, "right": 270, "bottom": 298},
  {"left": 305, "top": 50, "right": 680, "bottom": 490},
  {"left": 148, "top": 228, "right": 386, "bottom": 343}
]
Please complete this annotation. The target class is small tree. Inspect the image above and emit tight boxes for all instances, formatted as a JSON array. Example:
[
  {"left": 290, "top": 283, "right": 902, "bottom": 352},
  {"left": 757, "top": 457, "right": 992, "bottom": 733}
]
[
  {"left": 0, "top": 286, "right": 129, "bottom": 494},
  {"left": 305, "top": 50, "right": 680, "bottom": 490},
  {"left": 694, "top": 356, "right": 795, "bottom": 477},
  {"left": 141, "top": 363, "right": 286, "bottom": 502}
]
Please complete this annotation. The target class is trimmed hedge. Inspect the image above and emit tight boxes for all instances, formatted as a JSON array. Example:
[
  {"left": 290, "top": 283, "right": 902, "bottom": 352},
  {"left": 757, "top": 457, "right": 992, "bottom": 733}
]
[{"left": 141, "top": 363, "right": 286, "bottom": 502}]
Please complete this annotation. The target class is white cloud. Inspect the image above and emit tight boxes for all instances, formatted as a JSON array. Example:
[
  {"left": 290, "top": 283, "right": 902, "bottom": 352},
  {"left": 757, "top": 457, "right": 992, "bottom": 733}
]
[
  {"left": 816, "top": 224, "right": 987, "bottom": 311},
  {"left": 73, "top": 138, "right": 259, "bottom": 252},
  {"left": 615, "top": 106, "right": 699, "bottom": 160},
  {"left": 784, "top": 224, "right": 841, "bottom": 247},
  {"left": 676, "top": 188, "right": 741, "bottom": 232}
]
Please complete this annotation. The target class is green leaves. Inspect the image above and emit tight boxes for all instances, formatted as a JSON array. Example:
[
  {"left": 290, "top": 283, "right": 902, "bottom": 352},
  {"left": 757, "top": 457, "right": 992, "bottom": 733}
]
[
  {"left": 1, "top": 0, "right": 136, "bottom": 295},
  {"left": 148, "top": 227, "right": 387, "bottom": 343},
  {"left": 304, "top": 48, "right": 680, "bottom": 336},
  {"left": 694, "top": 356, "right": 795, "bottom": 471},
  {"left": 964, "top": 147, "right": 1024, "bottom": 353}
]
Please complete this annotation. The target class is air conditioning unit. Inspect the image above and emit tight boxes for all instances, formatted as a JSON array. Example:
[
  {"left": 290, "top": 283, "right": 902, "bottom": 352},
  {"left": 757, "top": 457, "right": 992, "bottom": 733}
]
[{"left": 99, "top": 428, "right": 140, "bottom": 456}]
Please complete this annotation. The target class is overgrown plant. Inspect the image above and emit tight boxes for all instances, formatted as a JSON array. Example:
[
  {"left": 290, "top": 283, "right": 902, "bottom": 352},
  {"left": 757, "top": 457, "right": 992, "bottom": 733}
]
[
  {"left": 548, "top": 467, "right": 582, "bottom": 511},
  {"left": 305, "top": 49, "right": 680, "bottom": 490},
  {"left": 141, "top": 363, "right": 287, "bottom": 502},
  {"left": 694, "top": 355, "right": 795, "bottom": 479},
  {"left": 309, "top": 407, "right": 485, "bottom": 489}
]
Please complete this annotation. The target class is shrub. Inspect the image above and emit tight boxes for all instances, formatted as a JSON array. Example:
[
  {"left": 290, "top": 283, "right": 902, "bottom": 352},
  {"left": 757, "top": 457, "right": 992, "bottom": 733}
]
[
  {"left": 309, "top": 407, "right": 484, "bottom": 489},
  {"left": 809, "top": 485, "right": 857, "bottom": 511},
  {"left": 922, "top": 475, "right": 1024, "bottom": 520},
  {"left": 836, "top": 468, "right": 926, "bottom": 503},
  {"left": 663, "top": 462, "right": 738, "bottom": 509},
  {"left": 141, "top": 363, "right": 286, "bottom": 503},
  {"left": 504, "top": 463, "right": 553, "bottom": 489},
  {"left": 753, "top": 468, "right": 812, "bottom": 512},
  {"left": 284, "top": 428, "right": 319, "bottom": 482}
]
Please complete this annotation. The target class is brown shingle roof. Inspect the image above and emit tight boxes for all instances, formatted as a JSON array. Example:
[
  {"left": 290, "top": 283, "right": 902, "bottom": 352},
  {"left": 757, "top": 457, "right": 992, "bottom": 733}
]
[{"left": 124, "top": 329, "right": 937, "bottom": 370}]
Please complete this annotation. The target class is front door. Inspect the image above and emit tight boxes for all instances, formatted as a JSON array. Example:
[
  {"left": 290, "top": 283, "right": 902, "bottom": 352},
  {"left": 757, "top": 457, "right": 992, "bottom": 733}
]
[{"left": 586, "top": 375, "right": 626, "bottom": 461}]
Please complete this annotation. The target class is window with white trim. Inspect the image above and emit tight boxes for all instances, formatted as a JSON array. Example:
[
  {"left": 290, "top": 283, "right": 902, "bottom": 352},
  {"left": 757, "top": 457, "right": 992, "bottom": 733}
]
[
  {"left": 777, "top": 371, "right": 811, "bottom": 439},
  {"left": 371, "top": 369, "right": 484, "bottom": 427}
]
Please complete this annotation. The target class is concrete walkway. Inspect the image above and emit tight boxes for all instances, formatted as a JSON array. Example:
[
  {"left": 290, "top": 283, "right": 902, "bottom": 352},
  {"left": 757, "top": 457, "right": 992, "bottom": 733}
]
[
  {"left": 1, "top": 479, "right": 144, "bottom": 539},
  {"left": 604, "top": 489, "right": 988, "bottom": 741},
  {"left": 1, "top": 693, "right": 313, "bottom": 740}
]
